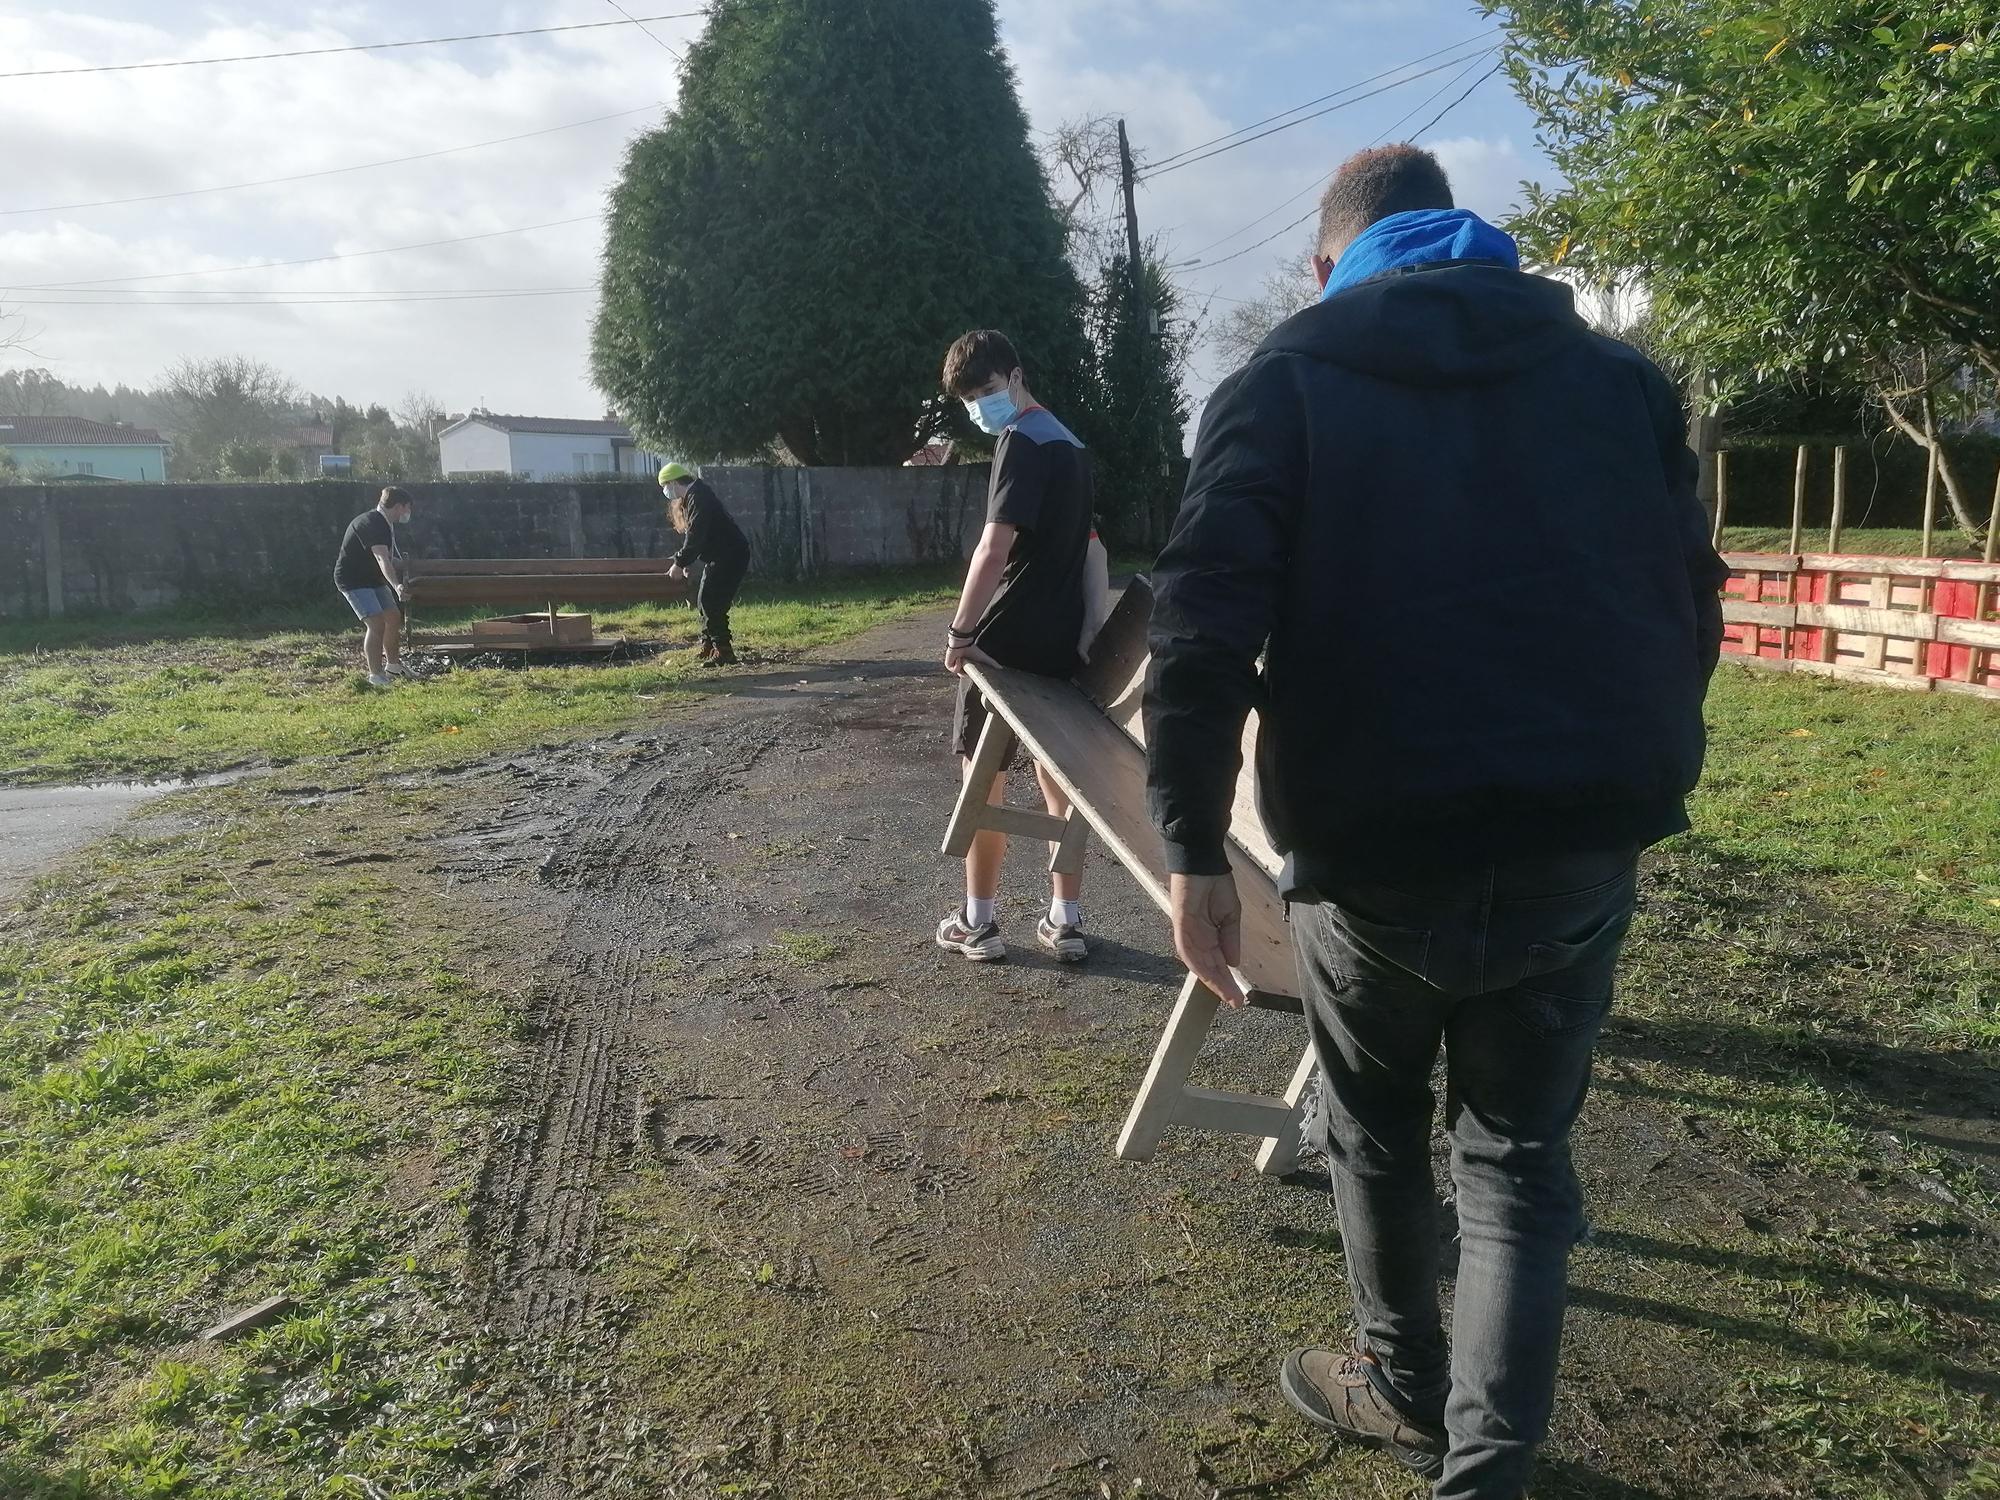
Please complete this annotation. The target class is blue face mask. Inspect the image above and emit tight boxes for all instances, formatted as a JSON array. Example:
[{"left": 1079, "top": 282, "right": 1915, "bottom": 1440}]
[{"left": 967, "top": 387, "right": 1019, "bottom": 436}]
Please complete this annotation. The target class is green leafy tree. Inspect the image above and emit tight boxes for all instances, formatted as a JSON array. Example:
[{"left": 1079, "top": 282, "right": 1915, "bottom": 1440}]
[
  {"left": 1091, "top": 249, "right": 1194, "bottom": 549},
  {"left": 1485, "top": 1, "right": 2000, "bottom": 535},
  {"left": 593, "top": 0, "right": 1092, "bottom": 466},
  {"left": 222, "top": 441, "right": 273, "bottom": 479}
]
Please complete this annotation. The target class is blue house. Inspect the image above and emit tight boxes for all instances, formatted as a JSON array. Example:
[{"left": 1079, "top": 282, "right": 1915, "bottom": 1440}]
[{"left": 0, "top": 415, "right": 169, "bottom": 481}]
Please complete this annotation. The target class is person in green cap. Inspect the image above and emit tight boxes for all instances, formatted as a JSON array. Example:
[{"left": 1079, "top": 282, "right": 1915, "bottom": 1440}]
[{"left": 660, "top": 463, "right": 752, "bottom": 665}]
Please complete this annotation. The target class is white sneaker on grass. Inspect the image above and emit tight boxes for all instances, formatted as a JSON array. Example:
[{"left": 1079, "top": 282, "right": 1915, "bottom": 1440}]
[
  {"left": 367, "top": 671, "right": 394, "bottom": 688},
  {"left": 384, "top": 659, "right": 417, "bottom": 679}
]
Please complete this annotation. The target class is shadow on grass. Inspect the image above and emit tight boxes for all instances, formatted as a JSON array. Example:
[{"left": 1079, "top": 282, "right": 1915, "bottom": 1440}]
[{"left": 0, "top": 1457, "right": 117, "bottom": 1500}]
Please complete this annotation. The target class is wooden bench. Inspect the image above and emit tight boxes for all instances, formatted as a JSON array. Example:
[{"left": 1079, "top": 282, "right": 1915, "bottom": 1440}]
[
  {"left": 400, "top": 558, "right": 692, "bottom": 652},
  {"left": 941, "top": 580, "right": 1316, "bottom": 1175}
]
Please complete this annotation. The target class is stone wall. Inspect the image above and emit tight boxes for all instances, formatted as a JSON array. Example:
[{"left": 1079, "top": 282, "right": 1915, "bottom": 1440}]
[{"left": 0, "top": 466, "right": 992, "bottom": 617}]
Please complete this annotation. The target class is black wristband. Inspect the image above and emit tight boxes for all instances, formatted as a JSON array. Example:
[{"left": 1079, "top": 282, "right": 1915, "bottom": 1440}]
[{"left": 947, "top": 626, "right": 977, "bottom": 642}]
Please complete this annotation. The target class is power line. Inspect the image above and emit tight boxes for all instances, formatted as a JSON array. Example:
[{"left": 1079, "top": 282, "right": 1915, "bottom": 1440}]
[
  {"left": 1177, "top": 60, "right": 1502, "bottom": 279},
  {"left": 1139, "top": 48, "right": 1496, "bottom": 182},
  {"left": 6, "top": 289, "right": 596, "bottom": 308},
  {"left": 605, "top": 0, "right": 688, "bottom": 64},
  {"left": 7, "top": 216, "right": 601, "bottom": 291},
  {"left": 0, "top": 10, "right": 722, "bottom": 80},
  {"left": 0, "top": 104, "right": 664, "bottom": 217},
  {"left": 1139, "top": 32, "right": 1495, "bottom": 175}
]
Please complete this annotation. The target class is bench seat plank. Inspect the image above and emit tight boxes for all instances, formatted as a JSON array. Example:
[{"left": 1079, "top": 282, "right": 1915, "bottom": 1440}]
[{"left": 965, "top": 660, "right": 1297, "bottom": 1002}]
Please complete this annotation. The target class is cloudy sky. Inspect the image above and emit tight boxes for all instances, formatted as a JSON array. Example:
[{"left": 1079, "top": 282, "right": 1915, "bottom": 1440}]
[{"left": 0, "top": 1, "right": 1548, "bottom": 424}]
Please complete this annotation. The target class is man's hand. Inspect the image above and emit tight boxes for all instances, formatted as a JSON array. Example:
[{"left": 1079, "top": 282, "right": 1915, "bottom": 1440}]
[
  {"left": 1169, "top": 871, "right": 1246, "bottom": 1007},
  {"left": 667, "top": 562, "right": 688, "bottom": 580},
  {"left": 944, "top": 641, "right": 997, "bottom": 676}
]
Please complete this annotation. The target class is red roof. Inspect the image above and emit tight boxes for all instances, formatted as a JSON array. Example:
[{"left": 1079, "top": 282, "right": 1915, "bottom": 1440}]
[{"left": 0, "top": 415, "right": 165, "bottom": 445}]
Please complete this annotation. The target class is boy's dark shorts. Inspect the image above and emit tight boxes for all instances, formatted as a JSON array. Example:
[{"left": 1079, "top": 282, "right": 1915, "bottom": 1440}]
[{"left": 951, "top": 676, "right": 990, "bottom": 760}]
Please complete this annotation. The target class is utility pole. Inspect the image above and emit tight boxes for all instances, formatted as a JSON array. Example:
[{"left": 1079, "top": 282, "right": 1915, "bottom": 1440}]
[
  {"left": 1117, "top": 118, "right": 1158, "bottom": 543},
  {"left": 1117, "top": 118, "right": 1145, "bottom": 319}
]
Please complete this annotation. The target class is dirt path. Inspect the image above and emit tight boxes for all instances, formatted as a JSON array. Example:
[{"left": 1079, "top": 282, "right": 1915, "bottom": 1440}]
[{"left": 432, "top": 613, "right": 1996, "bottom": 1500}]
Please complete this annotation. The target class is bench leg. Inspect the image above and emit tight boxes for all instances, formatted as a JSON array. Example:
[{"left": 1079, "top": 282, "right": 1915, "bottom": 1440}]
[
  {"left": 941, "top": 713, "right": 1017, "bottom": 858},
  {"left": 1116, "top": 973, "right": 1218, "bottom": 1162},
  {"left": 1252, "top": 1046, "right": 1319, "bottom": 1177},
  {"left": 1047, "top": 807, "right": 1090, "bottom": 877}
]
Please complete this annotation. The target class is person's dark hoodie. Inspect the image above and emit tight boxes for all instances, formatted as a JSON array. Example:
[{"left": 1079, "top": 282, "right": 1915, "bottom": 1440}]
[
  {"left": 1144, "top": 222, "right": 1728, "bottom": 892},
  {"left": 670, "top": 477, "right": 751, "bottom": 572}
]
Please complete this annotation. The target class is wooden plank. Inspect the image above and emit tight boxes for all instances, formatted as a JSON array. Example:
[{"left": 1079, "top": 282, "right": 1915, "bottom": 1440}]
[
  {"left": 1048, "top": 808, "right": 1092, "bottom": 877},
  {"left": 1936, "top": 677, "right": 2000, "bottom": 704},
  {"left": 1938, "top": 617, "right": 2000, "bottom": 651},
  {"left": 1791, "top": 659, "right": 1936, "bottom": 693},
  {"left": 409, "top": 558, "right": 673, "bottom": 576},
  {"left": 1172, "top": 1086, "right": 1299, "bottom": 1139},
  {"left": 1861, "top": 575, "right": 1892, "bottom": 668},
  {"left": 1920, "top": 445, "right": 1940, "bottom": 560},
  {"left": 1722, "top": 552, "right": 1801, "bottom": 573},
  {"left": 940, "top": 714, "right": 1019, "bottom": 859},
  {"left": 1252, "top": 1048, "right": 1320, "bottom": 1177},
  {"left": 1792, "top": 604, "right": 1938, "bottom": 641},
  {"left": 1789, "top": 446, "right": 1809, "bottom": 557},
  {"left": 404, "top": 574, "right": 688, "bottom": 607},
  {"left": 1799, "top": 555, "right": 2000, "bottom": 583},
  {"left": 200, "top": 1294, "right": 295, "bottom": 1342},
  {"left": 1077, "top": 577, "right": 1152, "bottom": 733},
  {"left": 1711, "top": 449, "right": 1730, "bottom": 548},
  {"left": 1116, "top": 974, "right": 1219, "bottom": 1162},
  {"left": 975, "top": 803, "right": 1071, "bottom": 843},
  {"left": 966, "top": 661, "right": 1297, "bottom": 1000},
  {"left": 1829, "top": 445, "right": 1848, "bottom": 553},
  {"left": 1722, "top": 601, "right": 1797, "bottom": 628}
]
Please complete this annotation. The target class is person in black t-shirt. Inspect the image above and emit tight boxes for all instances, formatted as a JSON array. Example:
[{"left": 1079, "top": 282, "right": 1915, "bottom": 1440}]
[
  {"left": 935, "top": 329, "right": 1095, "bottom": 966},
  {"left": 332, "top": 486, "right": 414, "bottom": 687},
  {"left": 661, "top": 463, "right": 751, "bottom": 666}
]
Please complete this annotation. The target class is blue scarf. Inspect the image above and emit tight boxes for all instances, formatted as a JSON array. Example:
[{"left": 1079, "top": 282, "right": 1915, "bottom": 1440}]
[{"left": 1320, "top": 208, "right": 1520, "bottom": 301}]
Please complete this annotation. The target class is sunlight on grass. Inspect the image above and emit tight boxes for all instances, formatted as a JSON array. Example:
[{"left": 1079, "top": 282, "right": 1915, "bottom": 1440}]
[{"left": 0, "top": 568, "right": 957, "bottom": 783}]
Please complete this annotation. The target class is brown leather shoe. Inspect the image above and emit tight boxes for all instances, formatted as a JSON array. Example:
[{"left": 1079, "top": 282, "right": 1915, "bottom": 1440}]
[{"left": 1279, "top": 1347, "right": 1446, "bottom": 1479}]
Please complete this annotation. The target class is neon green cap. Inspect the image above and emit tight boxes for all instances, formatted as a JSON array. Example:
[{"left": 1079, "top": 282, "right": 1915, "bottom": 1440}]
[{"left": 658, "top": 462, "right": 694, "bottom": 486}]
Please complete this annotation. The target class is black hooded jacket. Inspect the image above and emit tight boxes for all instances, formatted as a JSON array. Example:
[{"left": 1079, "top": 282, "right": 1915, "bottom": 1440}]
[
  {"left": 670, "top": 478, "right": 751, "bottom": 572},
  {"left": 1144, "top": 261, "right": 1728, "bottom": 887}
]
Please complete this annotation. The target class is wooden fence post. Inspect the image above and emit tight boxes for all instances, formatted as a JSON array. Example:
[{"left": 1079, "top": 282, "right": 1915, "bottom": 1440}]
[
  {"left": 1919, "top": 445, "right": 1939, "bottom": 560},
  {"left": 1710, "top": 450, "right": 1730, "bottom": 549},
  {"left": 1789, "top": 445, "right": 1808, "bottom": 557},
  {"left": 1829, "top": 445, "right": 1848, "bottom": 554},
  {"left": 1970, "top": 462, "right": 2000, "bottom": 685},
  {"left": 38, "top": 487, "right": 65, "bottom": 618}
]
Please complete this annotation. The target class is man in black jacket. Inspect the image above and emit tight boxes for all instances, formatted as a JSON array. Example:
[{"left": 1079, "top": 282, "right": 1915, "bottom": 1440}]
[{"left": 1144, "top": 146, "right": 1726, "bottom": 1499}]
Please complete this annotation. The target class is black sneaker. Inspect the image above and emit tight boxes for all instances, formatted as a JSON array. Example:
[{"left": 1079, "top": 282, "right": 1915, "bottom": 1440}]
[
  {"left": 1035, "top": 916, "right": 1088, "bottom": 963},
  {"left": 1279, "top": 1348, "right": 1446, "bottom": 1480},
  {"left": 936, "top": 907, "right": 1005, "bottom": 962}
]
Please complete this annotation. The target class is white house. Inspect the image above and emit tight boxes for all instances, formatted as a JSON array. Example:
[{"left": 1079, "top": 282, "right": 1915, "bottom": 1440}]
[
  {"left": 0, "top": 416, "right": 169, "bottom": 481},
  {"left": 437, "top": 412, "right": 667, "bottom": 480}
]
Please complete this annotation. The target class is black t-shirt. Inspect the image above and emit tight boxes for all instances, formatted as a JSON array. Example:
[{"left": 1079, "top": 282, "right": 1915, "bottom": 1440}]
[
  {"left": 969, "top": 408, "right": 1093, "bottom": 678},
  {"left": 334, "top": 510, "right": 398, "bottom": 589}
]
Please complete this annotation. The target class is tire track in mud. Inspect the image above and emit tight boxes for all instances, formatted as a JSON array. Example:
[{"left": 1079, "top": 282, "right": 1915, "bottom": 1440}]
[{"left": 470, "top": 726, "right": 781, "bottom": 1344}]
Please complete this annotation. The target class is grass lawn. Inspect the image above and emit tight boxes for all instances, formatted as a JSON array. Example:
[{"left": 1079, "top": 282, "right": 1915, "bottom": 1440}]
[
  {"left": 0, "top": 569, "right": 1994, "bottom": 1496},
  {"left": 0, "top": 568, "right": 960, "bottom": 784},
  {"left": 1720, "top": 525, "right": 1987, "bottom": 558}
]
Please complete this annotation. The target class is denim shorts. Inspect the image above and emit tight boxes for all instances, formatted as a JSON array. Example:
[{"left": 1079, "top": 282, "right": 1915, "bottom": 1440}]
[{"left": 340, "top": 585, "right": 399, "bottom": 620}]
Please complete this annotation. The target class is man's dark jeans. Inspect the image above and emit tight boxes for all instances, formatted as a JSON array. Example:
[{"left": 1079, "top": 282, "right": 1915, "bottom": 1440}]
[{"left": 1293, "top": 848, "right": 1639, "bottom": 1500}]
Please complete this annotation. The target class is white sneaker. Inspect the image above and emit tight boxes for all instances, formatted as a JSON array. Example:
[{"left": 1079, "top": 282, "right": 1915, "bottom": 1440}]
[
  {"left": 367, "top": 672, "right": 394, "bottom": 688},
  {"left": 384, "top": 659, "right": 417, "bottom": 679}
]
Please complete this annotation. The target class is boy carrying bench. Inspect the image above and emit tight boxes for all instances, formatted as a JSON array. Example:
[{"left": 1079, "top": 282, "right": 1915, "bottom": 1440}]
[{"left": 936, "top": 329, "right": 1095, "bottom": 966}]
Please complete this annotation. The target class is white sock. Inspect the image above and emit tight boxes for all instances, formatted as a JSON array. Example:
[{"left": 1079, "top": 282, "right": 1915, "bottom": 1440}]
[
  {"left": 966, "top": 896, "right": 997, "bottom": 927},
  {"left": 1049, "top": 898, "right": 1081, "bottom": 928}
]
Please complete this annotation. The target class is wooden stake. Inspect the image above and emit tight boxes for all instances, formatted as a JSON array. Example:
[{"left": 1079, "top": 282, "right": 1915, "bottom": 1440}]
[
  {"left": 1919, "top": 444, "right": 1940, "bottom": 560},
  {"left": 1789, "top": 445, "right": 1809, "bottom": 557},
  {"left": 1970, "top": 462, "right": 2000, "bottom": 685},
  {"left": 1829, "top": 445, "right": 1849, "bottom": 554},
  {"left": 1710, "top": 450, "right": 1730, "bottom": 548}
]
